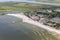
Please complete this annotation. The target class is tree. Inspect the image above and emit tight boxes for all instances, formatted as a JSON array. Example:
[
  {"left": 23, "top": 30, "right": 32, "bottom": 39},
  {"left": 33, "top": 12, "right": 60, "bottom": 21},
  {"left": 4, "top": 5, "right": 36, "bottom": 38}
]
[{"left": 56, "top": 23, "right": 60, "bottom": 29}]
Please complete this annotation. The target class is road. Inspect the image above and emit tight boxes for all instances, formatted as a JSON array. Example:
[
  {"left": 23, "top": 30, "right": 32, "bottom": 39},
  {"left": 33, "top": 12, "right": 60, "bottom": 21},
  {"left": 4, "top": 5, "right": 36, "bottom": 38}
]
[{"left": 21, "top": 1, "right": 60, "bottom": 6}]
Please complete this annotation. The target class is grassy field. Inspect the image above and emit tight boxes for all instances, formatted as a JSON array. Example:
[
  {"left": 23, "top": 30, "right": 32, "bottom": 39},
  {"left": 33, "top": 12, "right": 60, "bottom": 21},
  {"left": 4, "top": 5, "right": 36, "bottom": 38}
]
[
  {"left": 0, "top": 2, "right": 53, "bottom": 12},
  {"left": 0, "top": 2, "right": 41, "bottom": 12}
]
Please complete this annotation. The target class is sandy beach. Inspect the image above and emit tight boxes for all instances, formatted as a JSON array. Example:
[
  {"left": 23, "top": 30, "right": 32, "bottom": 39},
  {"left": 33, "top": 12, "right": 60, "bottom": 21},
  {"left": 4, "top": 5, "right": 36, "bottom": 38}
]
[{"left": 7, "top": 13, "right": 60, "bottom": 34}]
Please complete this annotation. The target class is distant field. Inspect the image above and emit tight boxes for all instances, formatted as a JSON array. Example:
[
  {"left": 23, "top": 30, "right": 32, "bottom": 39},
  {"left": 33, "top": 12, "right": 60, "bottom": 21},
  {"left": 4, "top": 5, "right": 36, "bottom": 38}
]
[
  {"left": 0, "top": 2, "right": 52, "bottom": 12},
  {"left": 0, "top": 2, "right": 41, "bottom": 12}
]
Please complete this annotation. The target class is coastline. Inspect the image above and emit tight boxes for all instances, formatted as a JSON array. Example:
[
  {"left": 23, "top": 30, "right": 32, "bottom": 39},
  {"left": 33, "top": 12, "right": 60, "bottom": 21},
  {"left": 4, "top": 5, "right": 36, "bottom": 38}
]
[{"left": 6, "top": 13, "right": 60, "bottom": 34}]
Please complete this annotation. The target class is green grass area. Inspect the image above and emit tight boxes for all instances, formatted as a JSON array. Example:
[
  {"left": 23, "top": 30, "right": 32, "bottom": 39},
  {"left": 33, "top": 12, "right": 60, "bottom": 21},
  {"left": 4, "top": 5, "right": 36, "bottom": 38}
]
[
  {"left": 0, "top": 2, "right": 54, "bottom": 12},
  {"left": 0, "top": 2, "right": 42, "bottom": 12}
]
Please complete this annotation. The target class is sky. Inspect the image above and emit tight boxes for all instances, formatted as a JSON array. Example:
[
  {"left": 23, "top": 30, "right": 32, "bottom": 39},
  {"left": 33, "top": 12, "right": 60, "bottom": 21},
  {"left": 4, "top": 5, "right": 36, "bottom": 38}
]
[{"left": 0, "top": 0, "right": 33, "bottom": 2}]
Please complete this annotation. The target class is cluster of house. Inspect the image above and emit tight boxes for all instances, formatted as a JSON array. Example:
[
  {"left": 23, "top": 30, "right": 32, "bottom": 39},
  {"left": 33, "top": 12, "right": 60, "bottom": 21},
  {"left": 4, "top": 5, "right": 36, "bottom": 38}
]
[{"left": 25, "top": 10, "right": 60, "bottom": 29}]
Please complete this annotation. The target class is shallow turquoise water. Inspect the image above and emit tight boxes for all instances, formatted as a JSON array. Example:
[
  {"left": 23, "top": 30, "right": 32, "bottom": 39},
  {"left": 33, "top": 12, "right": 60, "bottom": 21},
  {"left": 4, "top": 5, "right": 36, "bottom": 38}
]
[{"left": 0, "top": 15, "right": 57, "bottom": 40}]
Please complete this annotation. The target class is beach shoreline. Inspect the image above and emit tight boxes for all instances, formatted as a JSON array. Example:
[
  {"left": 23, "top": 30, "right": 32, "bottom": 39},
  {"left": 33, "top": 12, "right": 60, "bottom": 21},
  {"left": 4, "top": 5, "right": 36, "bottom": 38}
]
[{"left": 6, "top": 13, "right": 60, "bottom": 34}]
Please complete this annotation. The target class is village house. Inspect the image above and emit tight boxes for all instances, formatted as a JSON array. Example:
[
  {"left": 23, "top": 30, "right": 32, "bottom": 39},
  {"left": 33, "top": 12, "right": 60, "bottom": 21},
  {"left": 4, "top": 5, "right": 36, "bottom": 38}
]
[{"left": 50, "top": 17, "right": 60, "bottom": 23}]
